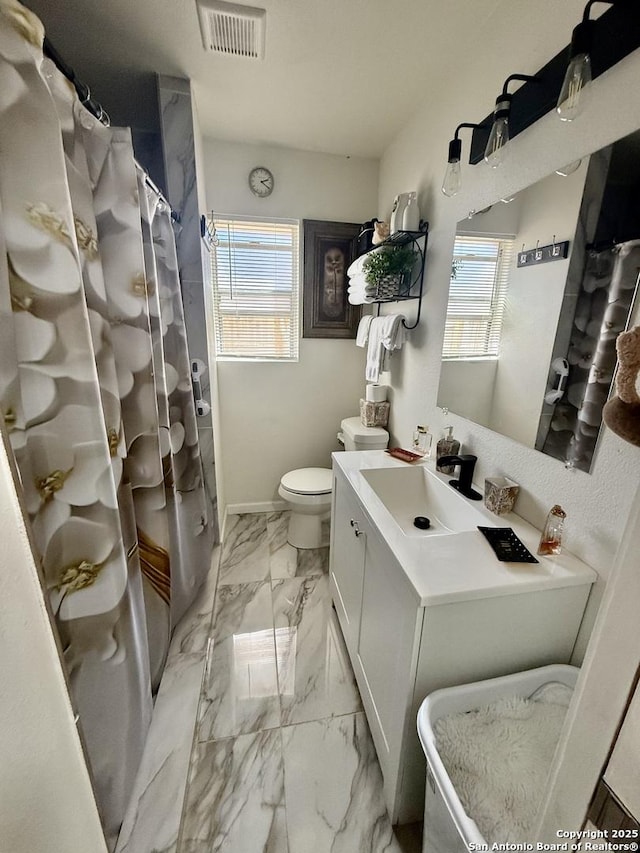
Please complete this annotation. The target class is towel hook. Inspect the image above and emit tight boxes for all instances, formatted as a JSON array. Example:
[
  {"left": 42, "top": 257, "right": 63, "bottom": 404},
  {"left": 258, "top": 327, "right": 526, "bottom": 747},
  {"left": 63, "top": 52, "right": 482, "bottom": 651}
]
[{"left": 535, "top": 240, "right": 543, "bottom": 261}]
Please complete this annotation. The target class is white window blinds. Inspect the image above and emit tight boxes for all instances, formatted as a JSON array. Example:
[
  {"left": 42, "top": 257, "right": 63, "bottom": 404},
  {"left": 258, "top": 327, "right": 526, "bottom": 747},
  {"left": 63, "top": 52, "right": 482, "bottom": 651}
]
[
  {"left": 442, "top": 234, "right": 515, "bottom": 359},
  {"left": 210, "top": 217, "right": 300, "bottom": 360}
]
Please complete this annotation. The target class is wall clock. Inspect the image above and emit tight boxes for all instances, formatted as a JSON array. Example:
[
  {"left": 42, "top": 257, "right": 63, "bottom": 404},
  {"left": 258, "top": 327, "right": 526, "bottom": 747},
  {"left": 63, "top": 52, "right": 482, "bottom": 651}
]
[{"left": 248, "top": 166, "right": 274, "bottom": 197}]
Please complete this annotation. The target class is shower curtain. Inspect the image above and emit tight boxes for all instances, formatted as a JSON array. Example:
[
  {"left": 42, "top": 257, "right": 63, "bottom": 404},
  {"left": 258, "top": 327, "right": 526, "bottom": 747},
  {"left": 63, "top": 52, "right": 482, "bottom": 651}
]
[
  {"left": 542, "top": 240, "right": 640, "bottom": 469},
  {"left": 0, "top": 2, "right": 213, "bottom": 847}
]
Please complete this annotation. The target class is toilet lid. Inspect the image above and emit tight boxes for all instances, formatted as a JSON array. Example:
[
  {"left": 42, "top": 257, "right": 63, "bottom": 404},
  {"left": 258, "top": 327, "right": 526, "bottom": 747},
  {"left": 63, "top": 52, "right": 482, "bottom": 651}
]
[{"left": 281, "top": 467, "right": 332, "bottom": 495}]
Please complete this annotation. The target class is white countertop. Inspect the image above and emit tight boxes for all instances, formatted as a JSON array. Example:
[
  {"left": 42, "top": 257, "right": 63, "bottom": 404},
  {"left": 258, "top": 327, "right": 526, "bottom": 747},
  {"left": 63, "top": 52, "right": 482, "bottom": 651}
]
[{"left": 332, "top": 450, "right": 597, "bottom": 607}]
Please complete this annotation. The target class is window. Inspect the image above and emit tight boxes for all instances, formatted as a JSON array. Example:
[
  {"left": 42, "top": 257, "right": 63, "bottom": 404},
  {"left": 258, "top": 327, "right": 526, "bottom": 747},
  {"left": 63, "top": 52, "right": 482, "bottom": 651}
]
[
  {"left": 442, "top": 234, "right": 515, "bottom": 359},
  {"left": 210, "top": 216, "right": 300, "bottom": 360}
]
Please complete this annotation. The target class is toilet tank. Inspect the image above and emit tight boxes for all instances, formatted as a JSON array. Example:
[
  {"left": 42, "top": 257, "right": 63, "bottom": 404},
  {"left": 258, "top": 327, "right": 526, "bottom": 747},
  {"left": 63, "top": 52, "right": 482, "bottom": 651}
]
[{"left": 340, "top": 417, "right": 389, "bottom": 451}]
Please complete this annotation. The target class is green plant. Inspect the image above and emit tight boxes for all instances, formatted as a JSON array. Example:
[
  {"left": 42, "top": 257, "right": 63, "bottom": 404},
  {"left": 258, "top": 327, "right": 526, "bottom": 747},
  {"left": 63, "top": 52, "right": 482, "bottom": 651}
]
[{"left": 363, "top": 245, "right": 416, "bottom": 285}]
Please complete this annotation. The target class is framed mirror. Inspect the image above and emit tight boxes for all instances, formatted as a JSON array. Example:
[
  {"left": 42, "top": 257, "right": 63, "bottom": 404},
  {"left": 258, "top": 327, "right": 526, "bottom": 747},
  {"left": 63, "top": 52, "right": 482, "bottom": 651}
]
[{"left": 437, "top": 129, "right": 640, "bottom": 473}]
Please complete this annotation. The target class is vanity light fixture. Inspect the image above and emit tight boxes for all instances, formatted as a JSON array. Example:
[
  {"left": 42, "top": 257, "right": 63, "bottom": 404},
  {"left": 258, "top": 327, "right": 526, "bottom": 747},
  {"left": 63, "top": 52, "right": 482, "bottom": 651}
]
[
  {"left": 484, "top": 74, "right": 538, "bottom": 168},
  {"left": 468, "top": 4, "right": 640, "bottom": 165},
  {"left": 441, "top": 123, "right": 480, "bottom": 198},
  {"left": 557, "top": 0, "right": 615, "bottom": 121}
]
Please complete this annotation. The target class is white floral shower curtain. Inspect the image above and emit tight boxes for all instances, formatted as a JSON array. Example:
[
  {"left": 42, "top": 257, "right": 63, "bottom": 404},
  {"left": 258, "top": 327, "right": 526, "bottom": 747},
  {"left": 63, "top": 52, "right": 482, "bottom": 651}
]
[
  {"left": 542, "top": 240, "right": 640, "bottom": 470},
  {"left": 0, "top": 2, "right": 213, "bottom": 847}
]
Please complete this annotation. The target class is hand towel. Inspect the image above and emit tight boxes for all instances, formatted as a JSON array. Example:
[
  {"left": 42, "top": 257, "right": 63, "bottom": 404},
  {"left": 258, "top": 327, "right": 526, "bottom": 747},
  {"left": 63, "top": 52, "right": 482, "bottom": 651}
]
[
  {"left": 365, "top": 317, "right": 386, "bottom": 382},
  {"left": 356, "top": 315, "right": 373, "bottom": 347},
  {"left": 365, "top": 315, "right": 406, "bottom": 382},
  {"left": 380, "top": 313, "right": 407, "bottom": 352}
]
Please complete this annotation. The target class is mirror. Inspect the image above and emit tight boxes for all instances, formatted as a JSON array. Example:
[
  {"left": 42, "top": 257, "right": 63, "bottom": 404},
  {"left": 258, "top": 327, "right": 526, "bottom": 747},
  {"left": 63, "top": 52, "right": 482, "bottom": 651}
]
[{"left": 437, "top": 129, "right": 640, "bottom": 472}]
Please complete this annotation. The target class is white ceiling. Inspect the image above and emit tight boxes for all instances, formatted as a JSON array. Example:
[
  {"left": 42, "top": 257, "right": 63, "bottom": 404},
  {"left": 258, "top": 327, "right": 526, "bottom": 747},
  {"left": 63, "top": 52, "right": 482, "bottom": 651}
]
[{"left": 25, "top": 0, "right": 583, "bottom": 159}]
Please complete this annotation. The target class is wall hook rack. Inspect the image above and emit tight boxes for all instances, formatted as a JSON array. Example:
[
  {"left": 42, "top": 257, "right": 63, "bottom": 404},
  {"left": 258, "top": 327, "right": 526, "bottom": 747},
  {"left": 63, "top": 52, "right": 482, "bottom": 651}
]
[{"left": 517, "top": 239, "right": 570, "bottom": 267}]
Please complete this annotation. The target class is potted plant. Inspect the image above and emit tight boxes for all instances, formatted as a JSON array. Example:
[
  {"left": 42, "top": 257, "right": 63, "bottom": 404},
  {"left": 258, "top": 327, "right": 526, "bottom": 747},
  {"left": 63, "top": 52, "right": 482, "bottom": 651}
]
[{"left": 363, "top": 245, "right": 416, "bottom": 298}]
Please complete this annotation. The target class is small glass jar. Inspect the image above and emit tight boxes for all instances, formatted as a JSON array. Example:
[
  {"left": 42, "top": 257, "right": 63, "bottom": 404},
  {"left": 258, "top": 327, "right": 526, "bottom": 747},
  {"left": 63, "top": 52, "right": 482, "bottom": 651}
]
[{"left": 537, "top": 505, "right": 566, "bottom": 556}]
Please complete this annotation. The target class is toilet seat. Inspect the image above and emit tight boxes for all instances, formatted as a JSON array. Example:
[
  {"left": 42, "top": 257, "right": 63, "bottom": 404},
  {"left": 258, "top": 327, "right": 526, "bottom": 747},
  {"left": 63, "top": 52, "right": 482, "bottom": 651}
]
[
  {"left": 280, "top": 467, "right": 332, "bottom": 495},
  {"left": 278, "top": 468, "right": 332, "bottom": 548}
]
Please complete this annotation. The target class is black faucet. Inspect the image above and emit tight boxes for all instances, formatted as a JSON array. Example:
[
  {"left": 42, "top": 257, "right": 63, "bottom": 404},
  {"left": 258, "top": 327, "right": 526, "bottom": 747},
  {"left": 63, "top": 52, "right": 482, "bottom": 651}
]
[{"left": 437, "top": 454, "right": 483, "bottom": 500}]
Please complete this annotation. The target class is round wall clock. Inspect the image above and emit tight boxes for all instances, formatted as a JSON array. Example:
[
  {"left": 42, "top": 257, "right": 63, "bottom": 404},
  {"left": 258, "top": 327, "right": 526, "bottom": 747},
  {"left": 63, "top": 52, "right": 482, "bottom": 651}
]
[{"left": 248, "top": 166, "right": 274, "bottom": 197}]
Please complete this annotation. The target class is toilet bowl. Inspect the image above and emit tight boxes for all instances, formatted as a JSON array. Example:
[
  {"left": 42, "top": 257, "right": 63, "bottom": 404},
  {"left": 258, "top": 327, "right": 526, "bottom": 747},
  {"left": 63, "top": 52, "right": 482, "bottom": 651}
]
[
  {"left": 279, "top": 419, "right": 389, "bottom": 549},
  {"left": 278, "top": 467, "right": 333, "bottom": 549}
]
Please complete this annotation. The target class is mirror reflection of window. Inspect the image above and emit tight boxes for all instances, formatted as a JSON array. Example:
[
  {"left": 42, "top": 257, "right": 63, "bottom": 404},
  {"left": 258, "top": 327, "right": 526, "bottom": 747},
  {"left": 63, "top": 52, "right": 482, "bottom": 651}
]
[{"left": 443, "top": 235, "right": 515, "bottom": 360}]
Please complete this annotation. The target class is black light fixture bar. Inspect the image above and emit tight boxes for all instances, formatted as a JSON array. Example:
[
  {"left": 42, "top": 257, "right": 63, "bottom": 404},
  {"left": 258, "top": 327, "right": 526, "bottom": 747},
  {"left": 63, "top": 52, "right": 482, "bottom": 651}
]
[{"left": 469, "top": 2, "right": 640, "bottom": 164}]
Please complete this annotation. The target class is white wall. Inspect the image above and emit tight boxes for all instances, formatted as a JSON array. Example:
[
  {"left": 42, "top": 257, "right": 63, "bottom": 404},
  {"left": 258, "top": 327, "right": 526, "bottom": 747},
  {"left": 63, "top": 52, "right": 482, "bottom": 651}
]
[
  {"left": 0, "top": 432, "right": 107, "bottom": 853},
  {"left": 203, "top": 138, "right": 378, "bottom": 511},
  {"left": 378, "top": 0, "right": 640, "bottom": 659}
]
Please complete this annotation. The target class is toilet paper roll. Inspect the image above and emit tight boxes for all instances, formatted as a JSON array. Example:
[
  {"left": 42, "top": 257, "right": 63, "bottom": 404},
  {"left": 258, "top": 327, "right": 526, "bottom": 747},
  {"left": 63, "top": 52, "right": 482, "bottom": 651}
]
[{"left": 366, "top": 384, "right": 387, "bottom": 403}]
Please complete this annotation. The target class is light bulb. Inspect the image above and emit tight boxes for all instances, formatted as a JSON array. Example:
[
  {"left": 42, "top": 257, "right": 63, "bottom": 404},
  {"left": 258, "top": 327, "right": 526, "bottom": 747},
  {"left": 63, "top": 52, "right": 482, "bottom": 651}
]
[
  {"left": 557, "top": 53, "right": 591, "bottom": 121},
  {"left": 557, "top": 19, "right": 594, "bottom": 122},
  {"left": 442, "top": 136, "right": 463, "bottom": 197},
  {"left": 484, "top": 94, "right": 511, "bottom": 169},
  {"left": 484, "top": 116, "right": 509, "bottom": 168},
  {"left": 441, "top": 160, "right": 461, "bottom": 197},
  {"left": 555, "top": 159, "right": 582, "bottom": 177}
]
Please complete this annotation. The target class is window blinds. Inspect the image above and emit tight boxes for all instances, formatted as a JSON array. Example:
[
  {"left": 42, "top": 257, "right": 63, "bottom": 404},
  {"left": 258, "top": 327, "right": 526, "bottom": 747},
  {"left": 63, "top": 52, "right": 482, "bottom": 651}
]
[
  {"left": 210, "top": 217, "right": 300, "bottom": 360},
  {"left": 442, "top": 234, "right": 515, "bottom": 359}
]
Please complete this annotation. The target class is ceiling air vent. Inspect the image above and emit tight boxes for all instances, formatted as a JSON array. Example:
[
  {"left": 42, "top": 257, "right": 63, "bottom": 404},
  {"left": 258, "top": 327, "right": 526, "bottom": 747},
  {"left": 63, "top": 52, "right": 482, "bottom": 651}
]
[{"left": 196, "top": 0, "right": 266, "bottom": 59}]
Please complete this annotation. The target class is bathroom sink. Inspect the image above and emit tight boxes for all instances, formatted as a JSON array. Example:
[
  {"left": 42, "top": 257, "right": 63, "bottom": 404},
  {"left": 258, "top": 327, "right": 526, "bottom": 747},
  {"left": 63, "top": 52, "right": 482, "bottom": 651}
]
[{"left": 360, "top": 466, "right": 493, "bottom": 537}]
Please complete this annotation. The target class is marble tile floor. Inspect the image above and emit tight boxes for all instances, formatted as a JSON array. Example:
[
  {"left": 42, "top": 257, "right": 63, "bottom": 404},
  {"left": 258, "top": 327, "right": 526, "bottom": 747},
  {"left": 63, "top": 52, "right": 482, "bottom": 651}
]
[
  {"left": 177, "top": 512, "right": 423, "bottom": 853},
  {"left": 115, "top": 545, "right": 222, "bottom": 853}
]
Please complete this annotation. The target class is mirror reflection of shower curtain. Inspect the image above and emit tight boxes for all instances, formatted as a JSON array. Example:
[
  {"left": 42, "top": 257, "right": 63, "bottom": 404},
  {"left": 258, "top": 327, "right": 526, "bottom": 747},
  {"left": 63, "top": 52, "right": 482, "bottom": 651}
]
[
  {"left": 0, "top": 5, "right": 213, "bottom": 849},
  {"left": 542, "top": 241, "right": 640, "bottom": 469}
]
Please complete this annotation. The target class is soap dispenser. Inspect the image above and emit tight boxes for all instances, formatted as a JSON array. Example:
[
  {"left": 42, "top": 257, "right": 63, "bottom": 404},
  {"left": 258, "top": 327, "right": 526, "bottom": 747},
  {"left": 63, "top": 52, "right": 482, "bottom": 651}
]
[{"left": 436, "top": 425, "right": 460, "bottom": 475}]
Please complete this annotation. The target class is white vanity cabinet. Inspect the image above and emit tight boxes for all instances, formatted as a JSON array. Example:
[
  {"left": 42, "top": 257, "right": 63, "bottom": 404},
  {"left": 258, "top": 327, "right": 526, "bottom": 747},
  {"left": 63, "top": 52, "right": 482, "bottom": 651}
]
[
  {"left": 329, "top": 457, "right": 596, "bottom": 825},
  {"left": 331, "top": 475, "right": 368, "bottom": 652}
]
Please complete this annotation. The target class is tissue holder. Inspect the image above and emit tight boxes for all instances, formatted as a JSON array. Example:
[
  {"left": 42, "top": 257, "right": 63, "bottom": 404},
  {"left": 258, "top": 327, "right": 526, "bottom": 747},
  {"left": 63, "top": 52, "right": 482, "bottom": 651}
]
[
  {"left": 484, "top": 477, "right": 519, "bottom": 516},
  {"left": 360, "top": 399, "right": 390, "bottom": 428}
]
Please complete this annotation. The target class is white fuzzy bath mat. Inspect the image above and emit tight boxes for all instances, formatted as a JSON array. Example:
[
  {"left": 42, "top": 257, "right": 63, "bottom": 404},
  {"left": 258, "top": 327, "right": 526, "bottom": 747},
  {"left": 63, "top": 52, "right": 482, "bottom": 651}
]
[{"left": 434, "top": 682, "right": 572, "bottom": 844}]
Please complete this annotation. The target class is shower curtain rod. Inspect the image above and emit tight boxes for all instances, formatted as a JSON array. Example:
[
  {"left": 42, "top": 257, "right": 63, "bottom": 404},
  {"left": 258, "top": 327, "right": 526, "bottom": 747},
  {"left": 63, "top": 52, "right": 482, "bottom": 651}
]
[
  {"left": 43, "top": 36, "right": 109, "bottom": 125},
  {"left": 42, "top": 36, "right": 179, "bottom": 223}
]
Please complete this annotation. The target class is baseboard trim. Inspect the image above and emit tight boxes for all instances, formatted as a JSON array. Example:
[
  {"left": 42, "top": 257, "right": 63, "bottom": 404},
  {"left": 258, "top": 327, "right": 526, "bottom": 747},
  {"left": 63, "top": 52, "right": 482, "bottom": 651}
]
[{"left": 226, "top": 501, "right": 288, "bottom": 516}]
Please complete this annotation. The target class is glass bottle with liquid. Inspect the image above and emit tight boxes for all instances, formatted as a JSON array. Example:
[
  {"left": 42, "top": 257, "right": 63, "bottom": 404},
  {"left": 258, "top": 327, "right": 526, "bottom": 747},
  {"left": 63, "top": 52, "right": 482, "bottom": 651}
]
[
  {"left": 412, "top": 425, "right": 433, "bottom": 458},
  {"left": 537, "top": 505, "right": 566, "bottom": 555}
]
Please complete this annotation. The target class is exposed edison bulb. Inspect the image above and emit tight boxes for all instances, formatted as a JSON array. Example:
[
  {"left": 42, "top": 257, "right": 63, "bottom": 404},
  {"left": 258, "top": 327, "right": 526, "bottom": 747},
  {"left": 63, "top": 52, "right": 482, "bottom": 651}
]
[
  {"left": 555, "top": 159, "right": 582, "bottom": 177},
  {"left": 557, "top": 52, "right": 591, "bottom": 121},
  {"left": 441, "top": 160, "right": 461, "bottom": 197},
  {"left": 484, "top": 116, "right": 509, "bottom": 168}
]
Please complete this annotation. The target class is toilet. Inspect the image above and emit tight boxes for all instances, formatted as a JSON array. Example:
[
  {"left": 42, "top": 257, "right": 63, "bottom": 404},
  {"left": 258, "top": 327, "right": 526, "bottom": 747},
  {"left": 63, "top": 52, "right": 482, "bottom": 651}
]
[
  {"left": 338, "top": 417, "right": 389, "bottom": 452},
  {"left": 278, "top": 417, "right": 389, "bottom": 549}
]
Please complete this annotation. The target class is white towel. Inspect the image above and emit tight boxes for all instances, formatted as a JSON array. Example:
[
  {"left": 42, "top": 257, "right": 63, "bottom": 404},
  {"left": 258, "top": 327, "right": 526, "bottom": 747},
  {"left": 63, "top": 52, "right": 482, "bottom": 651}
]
[
  {"left": 348, "top": 292, "right": 375, "bottom": 306},
  {"left": 356, "top": 315, "right": 372, "bottom": 347},
  {"left": 365, "top": 315, "right": 406, "bottom": 382},
  {"left": 347, "top": 254, "right": 367, "bottom": 277},
  {"left": 348, "top": 272, "right": 367, "bottom": 287},
  {"left": 348, "top": 281, "right": 375, "bottom": 305},
  {"left": 347, "top": 246, "right": 383, "bottom": 278},
  {"left": 380, "top": 313, "right": 407, "bottom": 351}
]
